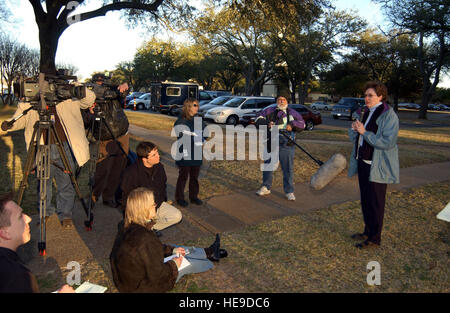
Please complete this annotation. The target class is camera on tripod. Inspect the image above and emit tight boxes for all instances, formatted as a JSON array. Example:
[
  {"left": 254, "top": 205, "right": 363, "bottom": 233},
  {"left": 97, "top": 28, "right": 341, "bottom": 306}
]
[{"left": 13, "top": 69, "right": 86, "bottom": 108}]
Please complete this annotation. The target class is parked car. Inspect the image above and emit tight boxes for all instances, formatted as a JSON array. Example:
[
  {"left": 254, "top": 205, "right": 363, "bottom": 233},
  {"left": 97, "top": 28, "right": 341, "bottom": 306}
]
[
  {"left": 310, "top": 101, "right": 333, "bottom": 111},
  {"left": 125, "top": 92, "right": 146, "bottom": 107},
  {"left": 435, "top": 104, "right": 450, "bottom": 111},
  {"left": 398, "top": 102, "right": 415, "bottom": 109},
  {"left": 204, "top": 96, "right": 276, "bottom": 125},
  {"left": 198, "top": 95, "right": 235, "bottom": 117},
  {"left": 127, "top": 92, "right": 151, "bottom": 110},
  {"left": 240, "top": 103, "right": 322, "bottom": 130},
  {"left": 331, "top": 97, "right": 365, "bottom": 120},
  {"left": 407, "top": 103, "right": 421, "bottom": 109},
  {"left": 199, "top": 90, "right": 217, "bottom": 106}
]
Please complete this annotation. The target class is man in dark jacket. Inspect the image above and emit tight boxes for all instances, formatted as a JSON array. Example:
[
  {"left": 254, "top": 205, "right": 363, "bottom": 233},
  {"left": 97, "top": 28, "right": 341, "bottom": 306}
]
[
  {"left": 120, "top": 141, "right": 182, "bottom": 231},
  {"left": 0, "top": 192, "right": 73, "bottom": 293},
  {"left": 83, "top": 73, "right": 130, "bottom": 209}
]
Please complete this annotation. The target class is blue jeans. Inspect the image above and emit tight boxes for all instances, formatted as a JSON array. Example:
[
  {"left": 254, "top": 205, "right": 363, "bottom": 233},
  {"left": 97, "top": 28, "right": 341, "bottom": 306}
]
[
  {"left": 262, "top": 145, "right": 295, "bottom": 194},
  {"left": 37, "top": 142, "right": 77, "bottom": 220},
  {"left": 173, "top": 246, "right": 214, "bottom": 283}
]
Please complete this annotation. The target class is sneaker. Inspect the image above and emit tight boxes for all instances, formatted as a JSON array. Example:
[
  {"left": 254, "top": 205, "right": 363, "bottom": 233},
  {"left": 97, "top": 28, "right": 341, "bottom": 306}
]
[
  {"left": 256, "top": 186, "right": 271, "bottom": 196},
  {"left": 286, "top": 193, "right": 296, "bottom": 201}
]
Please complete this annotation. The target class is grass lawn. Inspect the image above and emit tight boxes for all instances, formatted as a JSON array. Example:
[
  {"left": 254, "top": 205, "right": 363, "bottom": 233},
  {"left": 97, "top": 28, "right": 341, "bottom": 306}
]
[
  {"left": 124, "top": 110, "right": 175, "bottom": 131},
  {"left": 173, "top": 181, "right": 450, "bottom": 292}
]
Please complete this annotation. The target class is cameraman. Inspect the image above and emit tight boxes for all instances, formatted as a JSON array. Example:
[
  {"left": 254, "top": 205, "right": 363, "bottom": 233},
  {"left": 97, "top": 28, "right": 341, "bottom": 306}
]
[
  {"left": 82, "top": 74, "right": 130, "bottom": 209},
  {"left": 1, "top": 80, "right": 95, "bottom": 229}
]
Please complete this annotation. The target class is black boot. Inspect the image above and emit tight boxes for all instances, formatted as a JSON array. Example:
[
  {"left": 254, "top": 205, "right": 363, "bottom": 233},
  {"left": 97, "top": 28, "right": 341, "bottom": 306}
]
[{"left": 206, "top": 234, "right": 220, "bottom": 262}]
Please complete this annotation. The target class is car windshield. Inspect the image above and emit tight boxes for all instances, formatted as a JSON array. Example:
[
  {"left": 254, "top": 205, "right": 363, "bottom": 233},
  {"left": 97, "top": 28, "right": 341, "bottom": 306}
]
[
  {"left": 224, "top": 97, "right": 246, "bottom": 107},
  {"left": 208, "top": 96, "right": 233, "bottom": 105},
  {"left": 138, "top": 93, "right": 149, "bottom": 99}
]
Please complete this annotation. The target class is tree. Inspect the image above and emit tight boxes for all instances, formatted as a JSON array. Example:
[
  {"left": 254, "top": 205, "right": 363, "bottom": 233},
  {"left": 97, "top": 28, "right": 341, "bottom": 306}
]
[
  {"left": 320, "top": 54, "right": 369, "bottom": 98},
  {"left": 192, "top": 4, "right": 276, "bottom": 95},
  {"left": 252, "top": 0, "right": 365, "bottom": 104},
  {"left": 132, "top": 39, "right": 180, "bottom": 89},
  {"left": 376, "top": 0, "right": 450, "bottom": 119},
  {"left": 28, "top": 0, "right": 194, "bottom": 75},
  {"left": 346, "top": 29, "right": 422, "bottom": 110},
  {"left": 0, "top": 35, "right": 39, "bottom": 106},
  {"left": 112, "top": 61, "right": 136, "bottom": 89}
]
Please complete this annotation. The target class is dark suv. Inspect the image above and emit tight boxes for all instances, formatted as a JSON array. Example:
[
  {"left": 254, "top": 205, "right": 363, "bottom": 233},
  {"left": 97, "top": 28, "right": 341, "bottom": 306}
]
[{"left": 332, "top": 97, "right": 365, "bottom": 120}]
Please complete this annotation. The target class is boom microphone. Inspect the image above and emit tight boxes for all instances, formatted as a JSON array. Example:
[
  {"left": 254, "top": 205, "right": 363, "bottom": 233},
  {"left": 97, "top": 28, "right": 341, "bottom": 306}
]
[
  {"left": 310, "top": 153, "right": 347, "bottom": 190},
  {"left": 279, "top": 131, "right": 346, "bottom": 190}
]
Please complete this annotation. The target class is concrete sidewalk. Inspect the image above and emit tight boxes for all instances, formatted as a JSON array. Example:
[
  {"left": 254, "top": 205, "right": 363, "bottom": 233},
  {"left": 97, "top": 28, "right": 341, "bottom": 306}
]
[{"left": 23, "top": 124, "right": 450, "bottom": 278}]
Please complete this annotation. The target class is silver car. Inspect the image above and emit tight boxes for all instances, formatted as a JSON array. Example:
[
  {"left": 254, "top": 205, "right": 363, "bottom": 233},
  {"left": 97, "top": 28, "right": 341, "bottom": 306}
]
[
  {"left": 204, "top": 96, "right": 276, "bottom": 125},
  {"left": 198, "top": 96, "right": 235, "bottom": 117},
  {"left": 310, "top": 101, "right": 333, "bottom": 111}
]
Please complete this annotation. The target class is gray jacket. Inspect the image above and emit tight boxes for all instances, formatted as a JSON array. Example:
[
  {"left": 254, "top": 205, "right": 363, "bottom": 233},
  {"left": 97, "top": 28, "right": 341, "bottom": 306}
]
[{"left": 348, "top": 103, "right": 400, "bottom": 184}]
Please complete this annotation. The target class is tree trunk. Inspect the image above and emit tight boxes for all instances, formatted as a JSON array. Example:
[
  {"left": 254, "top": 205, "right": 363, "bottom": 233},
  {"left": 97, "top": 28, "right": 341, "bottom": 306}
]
[
  {"left": 38, "top": 24, "right": 60, "bottom": 75},
  {"left": 290, "top": 79, "right": 296, "bottom": 103},
  {"left": 393, "top": 90, "right": 399, "bottom": 113},
  {"left": 418, "top": 88, "right": 432, "bottom": 119}
]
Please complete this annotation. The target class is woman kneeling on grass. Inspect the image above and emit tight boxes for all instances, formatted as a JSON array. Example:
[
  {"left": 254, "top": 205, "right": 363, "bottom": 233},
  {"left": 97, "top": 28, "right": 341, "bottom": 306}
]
[{"left": 109, "top": 187, "right": 227, "bottom": 293}]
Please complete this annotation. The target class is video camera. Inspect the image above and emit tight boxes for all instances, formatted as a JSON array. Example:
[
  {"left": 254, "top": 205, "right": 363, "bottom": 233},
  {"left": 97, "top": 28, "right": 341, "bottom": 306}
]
[
  {"left": 85, "top": 72, "right": 123, "bottom": 104},
  {"left": 13, "top": 69, "right": 86, "bottom": 107}
]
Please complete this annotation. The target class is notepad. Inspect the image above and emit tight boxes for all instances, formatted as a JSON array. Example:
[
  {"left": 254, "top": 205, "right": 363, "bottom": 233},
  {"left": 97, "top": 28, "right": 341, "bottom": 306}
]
[
  {"left": 164, "top": 254, "right": 191, "bottom": 271},
  {"left": 75, "top": 281, "right": 107, "bottom": 293}
]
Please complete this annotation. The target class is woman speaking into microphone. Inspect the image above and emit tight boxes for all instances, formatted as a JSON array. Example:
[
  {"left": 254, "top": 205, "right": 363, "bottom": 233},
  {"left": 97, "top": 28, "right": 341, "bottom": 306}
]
[{"left": 348, "top": 81, "right": 399, "bottom": 249}]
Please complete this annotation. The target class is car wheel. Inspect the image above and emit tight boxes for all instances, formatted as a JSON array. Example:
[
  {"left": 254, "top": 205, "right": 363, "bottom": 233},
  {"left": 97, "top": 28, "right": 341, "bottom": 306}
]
[
  {"left": 323, "top": 107, "right": 328, "bottom": 111},
  {"left": 169, "top": 107, "right": 176, "bottom": 116},
  {"left": 305, "top": 120, "right": 314, "bottom": 131},
  {"left": 311, "top": 106, "right": 316, "bottom": 110},
  {"left": 137, "top": 103, "right": 144, "bottom": 110},
  {"left": 226, "top": 115, "right": 238, "bottom": 125},
  {"left": 333, "top": 115, "right": 338, "bottom": 120}
]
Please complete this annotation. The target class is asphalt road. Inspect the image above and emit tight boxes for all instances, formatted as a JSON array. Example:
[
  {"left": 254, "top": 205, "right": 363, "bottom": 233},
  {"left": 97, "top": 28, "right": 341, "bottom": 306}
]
[{"left": 126, "top": 107, "right": 450, "bottom": 131}]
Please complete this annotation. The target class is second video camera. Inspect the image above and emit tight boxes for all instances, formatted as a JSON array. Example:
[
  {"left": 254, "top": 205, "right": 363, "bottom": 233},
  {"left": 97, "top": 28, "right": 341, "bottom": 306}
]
[{"left": 14, "top": 70, "right": 86, "bottom": 107}]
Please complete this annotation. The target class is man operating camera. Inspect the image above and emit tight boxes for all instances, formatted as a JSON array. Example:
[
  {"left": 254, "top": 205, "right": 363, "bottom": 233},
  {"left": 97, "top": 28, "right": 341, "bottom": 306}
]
[
  {"left": 1, "top": 76, "right": 96, "bottom": 229},
  {"left": 82, "top": 73, "right": 130, "bottom": 209}
]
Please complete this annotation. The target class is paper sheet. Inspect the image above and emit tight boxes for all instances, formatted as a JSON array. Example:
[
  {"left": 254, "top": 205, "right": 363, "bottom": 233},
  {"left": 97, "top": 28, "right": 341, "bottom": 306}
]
[
  {"left": 75, "top": 281, "right": 107, "bottom": 293},
  {"left": 437, "top": 202, "right": 450, "bottom": 222},
  {"left": 164, "top": 254, "right": 191, "bottom": 271}
]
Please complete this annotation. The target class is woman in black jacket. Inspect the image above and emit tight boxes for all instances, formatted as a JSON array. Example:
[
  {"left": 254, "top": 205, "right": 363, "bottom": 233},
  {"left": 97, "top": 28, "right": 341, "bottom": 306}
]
[
  {"left": 173, "top": 98, "right": 207, "bottom": 207},
  {"left": 109, "top": 187, "right": 227, "bottom": 293}
]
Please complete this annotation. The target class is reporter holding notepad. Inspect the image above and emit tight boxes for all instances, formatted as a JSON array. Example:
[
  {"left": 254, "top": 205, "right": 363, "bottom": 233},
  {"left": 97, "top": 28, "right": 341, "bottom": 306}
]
[{"left": 109, "top": 187, "right": 227, "bottom": 293}]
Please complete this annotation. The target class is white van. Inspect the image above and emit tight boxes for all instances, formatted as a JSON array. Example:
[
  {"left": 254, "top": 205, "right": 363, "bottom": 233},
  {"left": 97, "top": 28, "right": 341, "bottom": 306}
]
[{"left": 204, "top": 96, "right": 276, "bottom": 125}]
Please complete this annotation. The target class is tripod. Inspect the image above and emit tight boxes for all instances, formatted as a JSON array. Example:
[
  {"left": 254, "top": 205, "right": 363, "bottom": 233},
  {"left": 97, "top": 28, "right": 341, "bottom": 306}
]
[{"left": 15, "top": 109, "right": 90, "bottom": 256}]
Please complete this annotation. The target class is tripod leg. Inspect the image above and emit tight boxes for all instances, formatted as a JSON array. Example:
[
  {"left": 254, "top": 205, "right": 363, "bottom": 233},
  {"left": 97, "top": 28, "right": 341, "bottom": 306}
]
[
  {"left": 17, "top": 123, "right": 39, "bottom": 206},
  {"left": 36, "top": 126, "right": 51, "bottom": 256}
]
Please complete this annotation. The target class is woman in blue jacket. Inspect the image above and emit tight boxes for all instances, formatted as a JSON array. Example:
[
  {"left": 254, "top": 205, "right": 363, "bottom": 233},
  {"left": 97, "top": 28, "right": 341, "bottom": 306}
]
[
  {"left": 173, "top": 98, "right": 207, "bottom": 207},
  {"left": 348, "top": 81, "right": 399, "bottom": 249}
]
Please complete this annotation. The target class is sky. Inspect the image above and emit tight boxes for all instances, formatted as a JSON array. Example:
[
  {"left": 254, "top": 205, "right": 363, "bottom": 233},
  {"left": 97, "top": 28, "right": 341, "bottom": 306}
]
[{"left": 2, "top": 0, "right": 449, "bottom": 87}]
